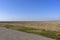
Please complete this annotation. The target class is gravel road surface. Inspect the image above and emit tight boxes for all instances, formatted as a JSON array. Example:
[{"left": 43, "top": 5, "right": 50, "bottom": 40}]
[{"left": 0, "top": 27, "right": 56, "bottom": 40}]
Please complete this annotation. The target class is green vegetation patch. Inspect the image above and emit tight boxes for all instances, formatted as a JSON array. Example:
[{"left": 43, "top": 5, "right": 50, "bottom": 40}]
[
  {"left": 16, "top": 27, "right": 60, "bottom": 40},
  {"left": 2, "top": 25, "right": 60, "bottom": 40}
]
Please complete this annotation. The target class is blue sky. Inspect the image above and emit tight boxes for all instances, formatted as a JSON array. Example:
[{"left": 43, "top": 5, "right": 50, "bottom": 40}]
[{"left": 0, "top": 0, "right": 60, "bottom": 21}]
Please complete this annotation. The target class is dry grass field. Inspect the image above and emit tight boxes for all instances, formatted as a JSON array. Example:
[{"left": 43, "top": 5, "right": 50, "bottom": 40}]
[
  {"left": 0, "top": 21, "right": 60, "bottom": 40},
  {"left": 0, "top": 21, "right": 60, "bottom": 32}
]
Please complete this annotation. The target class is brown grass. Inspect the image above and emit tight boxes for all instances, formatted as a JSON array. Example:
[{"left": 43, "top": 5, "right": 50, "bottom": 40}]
[
  {"left": 0, "top": 21, "right": 60, "bottom": 40},
  {"left": 0, "top": 21, "right": 60, "bottom": 32}
]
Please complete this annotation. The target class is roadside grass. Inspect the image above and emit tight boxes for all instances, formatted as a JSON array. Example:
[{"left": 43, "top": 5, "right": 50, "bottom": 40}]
[
  {"left": 17, "top": 28, "right": 60, "bottom": 40},
  {"left": 1, "top": 25, "right": 60, "bottom": 40}
]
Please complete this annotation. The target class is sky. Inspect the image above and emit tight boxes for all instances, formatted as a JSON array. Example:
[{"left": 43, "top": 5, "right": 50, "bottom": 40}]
[{"left": 0, "top": 0, "right": 60, "bottom": 21}]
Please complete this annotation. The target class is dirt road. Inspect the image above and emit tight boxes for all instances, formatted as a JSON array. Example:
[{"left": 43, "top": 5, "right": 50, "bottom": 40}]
[{"left": 0, "top": 27, "right": 56, "bottom": 40}]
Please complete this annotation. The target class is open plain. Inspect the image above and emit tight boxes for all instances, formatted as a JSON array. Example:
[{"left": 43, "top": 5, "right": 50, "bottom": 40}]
[
  {"left": 0, "top": 27, "right": 56, "bottom": 40},
  {"left": 0, "top": 21, "right": 60, "bottom": 31}
]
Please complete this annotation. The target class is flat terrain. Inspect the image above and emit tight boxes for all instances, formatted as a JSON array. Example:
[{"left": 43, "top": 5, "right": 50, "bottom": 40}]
[
  {"left": 0, "top": 22, "right": 60, "bottom": 31},
  {"left": 0, "top": 27, "right": 56, "bottom": 40}
]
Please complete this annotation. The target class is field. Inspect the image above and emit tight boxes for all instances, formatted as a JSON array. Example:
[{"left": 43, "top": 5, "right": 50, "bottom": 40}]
[
  {"left": 0, "top": 21, "right": 60, "bottom": 31},
  {"left": 0, "top": 21, "right": 60, "bottom": 40}
]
